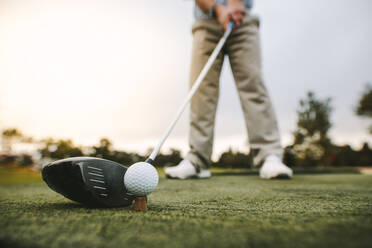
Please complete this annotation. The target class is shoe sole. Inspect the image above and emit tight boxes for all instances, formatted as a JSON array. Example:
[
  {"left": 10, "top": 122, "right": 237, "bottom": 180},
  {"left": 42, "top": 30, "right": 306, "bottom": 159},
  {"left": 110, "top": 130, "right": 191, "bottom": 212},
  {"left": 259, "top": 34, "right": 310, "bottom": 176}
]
[
  {"left": 271, "top": 173, "right": 292, "bottom": 179},
  {"left": 165, "top": 173, "right": 211, "bottom": 180}
]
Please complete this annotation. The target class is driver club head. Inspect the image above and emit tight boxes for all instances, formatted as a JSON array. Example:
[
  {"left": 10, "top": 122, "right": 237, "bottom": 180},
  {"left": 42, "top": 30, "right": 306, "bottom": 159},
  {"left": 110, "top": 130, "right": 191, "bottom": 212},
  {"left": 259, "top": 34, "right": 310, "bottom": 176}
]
[{"left": 42, "top": 157, "right": 135, "bottom": 207}]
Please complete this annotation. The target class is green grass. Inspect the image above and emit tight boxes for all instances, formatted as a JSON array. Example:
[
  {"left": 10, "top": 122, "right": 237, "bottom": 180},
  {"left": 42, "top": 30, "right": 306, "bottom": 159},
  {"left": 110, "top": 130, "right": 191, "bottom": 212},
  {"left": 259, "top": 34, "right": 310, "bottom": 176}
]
[
  {"left": 1, "top": 172, "right": 372, "bottom": 248},
  {"left": 0, "top": 167, "right": 42, "bottom": 184}
]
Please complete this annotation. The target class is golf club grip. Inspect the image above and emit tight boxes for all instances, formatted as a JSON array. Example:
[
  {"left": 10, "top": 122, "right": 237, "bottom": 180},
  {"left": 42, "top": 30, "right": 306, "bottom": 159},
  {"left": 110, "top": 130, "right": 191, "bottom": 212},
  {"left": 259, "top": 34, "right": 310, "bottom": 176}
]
[{"left": 147, "top": 22, "right": 234, "bottom": 162}]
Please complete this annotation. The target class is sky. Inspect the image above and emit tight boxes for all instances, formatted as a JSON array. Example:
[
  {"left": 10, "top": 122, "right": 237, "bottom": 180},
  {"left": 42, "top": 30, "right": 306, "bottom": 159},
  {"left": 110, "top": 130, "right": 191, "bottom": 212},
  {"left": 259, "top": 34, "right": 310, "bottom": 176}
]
[{"left": 0, "top": 0, "right": 371, "bottom": 159}]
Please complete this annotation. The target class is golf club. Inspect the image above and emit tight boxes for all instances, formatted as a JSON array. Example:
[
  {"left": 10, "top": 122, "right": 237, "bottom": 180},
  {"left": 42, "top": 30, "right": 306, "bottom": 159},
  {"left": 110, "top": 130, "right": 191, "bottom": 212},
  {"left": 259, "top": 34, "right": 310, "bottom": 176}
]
[
  {"left": 42, "top": 22, "right": 234, "bottom": 208},
  {"left": 42, "top": 157, "right": 135, "bottom": 207},
  {"left": 146, "top": 21, "right": 234, "bottom": 164}
]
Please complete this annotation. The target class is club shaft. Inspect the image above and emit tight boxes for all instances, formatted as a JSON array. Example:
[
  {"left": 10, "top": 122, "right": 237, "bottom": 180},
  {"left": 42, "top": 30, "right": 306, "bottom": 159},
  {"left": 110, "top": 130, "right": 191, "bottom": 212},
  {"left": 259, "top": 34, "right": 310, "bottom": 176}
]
[{"left": 147, "top": 22, "right": 234, "bottom": 163}]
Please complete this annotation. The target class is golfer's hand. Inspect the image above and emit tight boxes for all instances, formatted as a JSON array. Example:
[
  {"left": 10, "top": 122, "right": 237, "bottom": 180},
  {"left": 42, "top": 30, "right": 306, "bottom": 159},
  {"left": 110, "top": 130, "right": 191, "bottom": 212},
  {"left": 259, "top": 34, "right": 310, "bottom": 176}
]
[
  {"left": 215, "top": 0, "right": 245, "bottom": 30},
  {"left": 228, "top": 0, "right": 246, "bottom": 27}
]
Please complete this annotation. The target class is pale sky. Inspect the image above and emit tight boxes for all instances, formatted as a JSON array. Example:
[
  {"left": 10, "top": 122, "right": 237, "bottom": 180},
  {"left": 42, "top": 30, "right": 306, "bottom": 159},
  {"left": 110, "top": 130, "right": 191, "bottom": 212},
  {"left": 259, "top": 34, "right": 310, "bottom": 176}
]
[{"left": 1, "top": 0, "right": 371, "bottom": 158}]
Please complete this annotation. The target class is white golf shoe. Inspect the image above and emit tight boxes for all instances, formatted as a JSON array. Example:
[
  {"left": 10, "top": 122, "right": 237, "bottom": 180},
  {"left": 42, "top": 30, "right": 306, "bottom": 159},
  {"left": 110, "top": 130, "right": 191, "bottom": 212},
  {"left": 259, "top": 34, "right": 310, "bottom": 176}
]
[
  {"left": 259, "top": 155, "right": 293, "bottom": 179},
  {"left": 164, "top": 159, "right": 211, "bottom": 179}
]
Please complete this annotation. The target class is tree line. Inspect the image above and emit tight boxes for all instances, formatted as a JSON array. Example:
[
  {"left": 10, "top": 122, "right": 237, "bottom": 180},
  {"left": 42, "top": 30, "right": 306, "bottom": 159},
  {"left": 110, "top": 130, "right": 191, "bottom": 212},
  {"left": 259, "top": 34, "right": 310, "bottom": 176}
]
[{"left": 1, "top": 85, "right": 371, "bottom": 168}]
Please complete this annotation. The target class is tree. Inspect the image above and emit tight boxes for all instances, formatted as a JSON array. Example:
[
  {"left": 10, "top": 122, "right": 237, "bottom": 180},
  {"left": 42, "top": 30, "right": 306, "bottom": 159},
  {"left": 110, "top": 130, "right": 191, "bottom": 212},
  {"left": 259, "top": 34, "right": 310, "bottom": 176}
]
[
  {"left": 89, "top": 137, "right": 141, "bottom": 165},
  {"left": 356, "top": 84, "right": 372, "bottom": 134},
  {"left": 356, "top": 142, "right": 372, "bottom": 166},
  {"left": 214, "top": 148, "right": 251, "bottom": 168},
  {"left": 154, "top": 149, "right": 182, "bottom": 167},
  {"left": 16, "top": 154, "right": 34, "bottom": 167},
  {"left": 292, "top": 92, "right": 333, "bottom": 166},
  {"left": 39, "top": 138, "right": 83, "bottom": 159},
  {"left": 2, "top": 128, "right": 23, "bottom": 153},
  {"left": 90, "top": 138, "right": 114, "bottom": 160}
]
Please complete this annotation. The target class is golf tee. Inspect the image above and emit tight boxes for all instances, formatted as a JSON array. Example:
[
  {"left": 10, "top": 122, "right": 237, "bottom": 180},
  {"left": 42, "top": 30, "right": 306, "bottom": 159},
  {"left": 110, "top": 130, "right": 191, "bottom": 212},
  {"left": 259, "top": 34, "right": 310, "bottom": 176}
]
[{"left": 134, "top": 196, "right": 147, "bottom": 211}]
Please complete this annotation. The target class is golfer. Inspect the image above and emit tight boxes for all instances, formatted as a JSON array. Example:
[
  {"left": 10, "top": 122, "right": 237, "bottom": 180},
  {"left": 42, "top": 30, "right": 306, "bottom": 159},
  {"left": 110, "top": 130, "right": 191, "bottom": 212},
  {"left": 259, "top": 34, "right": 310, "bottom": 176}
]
[{"left": 165, "top": 0, "right": 293, "bottom": 179}]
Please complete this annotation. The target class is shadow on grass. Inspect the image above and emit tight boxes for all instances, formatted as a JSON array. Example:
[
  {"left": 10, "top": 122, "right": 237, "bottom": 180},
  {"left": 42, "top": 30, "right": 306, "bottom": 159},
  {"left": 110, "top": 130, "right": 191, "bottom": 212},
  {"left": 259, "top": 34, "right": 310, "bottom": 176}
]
[
  {"left": 19, "top": 201, "right": 133, "bottom": 212},
  {"left": 37, "top": 202, "right": 88, "bottom": 210},
  {"left": 212, "top": 167, "right": 360, "bottom": 176},
  {"left": 32, "top": 201, "right": 182, "bottom": 214},
  {"left": 0, "top": 239, "right": 40, "bottom": 248}
]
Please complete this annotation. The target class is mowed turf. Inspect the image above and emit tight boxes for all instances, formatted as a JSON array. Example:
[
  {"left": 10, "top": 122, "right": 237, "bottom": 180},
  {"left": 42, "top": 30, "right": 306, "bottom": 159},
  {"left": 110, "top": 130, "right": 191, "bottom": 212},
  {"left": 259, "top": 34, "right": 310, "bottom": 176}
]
[{"left": 1, "top": 172, "right": 372, "bottom": 248}]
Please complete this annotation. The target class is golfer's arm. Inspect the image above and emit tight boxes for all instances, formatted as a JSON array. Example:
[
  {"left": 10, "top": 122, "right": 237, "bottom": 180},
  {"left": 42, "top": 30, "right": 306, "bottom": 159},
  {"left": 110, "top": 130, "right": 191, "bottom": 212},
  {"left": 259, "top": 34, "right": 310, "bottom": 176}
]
[{"left": 195, "top": 0, "right": 216, "bottom": 12}]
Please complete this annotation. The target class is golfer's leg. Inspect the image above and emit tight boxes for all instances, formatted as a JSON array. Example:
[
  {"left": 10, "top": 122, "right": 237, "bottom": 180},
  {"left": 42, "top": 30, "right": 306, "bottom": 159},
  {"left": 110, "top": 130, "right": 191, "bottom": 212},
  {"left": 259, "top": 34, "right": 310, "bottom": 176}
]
[
  {"left": 186, "top": 20, "right": 225, "bottom": 169},
  {"left": 227, "top": 15, "right": 282, "bottom": 166}
]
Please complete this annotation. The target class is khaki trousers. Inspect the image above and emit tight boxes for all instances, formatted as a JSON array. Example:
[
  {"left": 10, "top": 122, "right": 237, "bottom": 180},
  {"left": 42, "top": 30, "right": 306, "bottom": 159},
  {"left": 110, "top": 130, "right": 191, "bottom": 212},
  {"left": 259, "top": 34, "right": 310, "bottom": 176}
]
[{"left": 186, "top": 15, "right": 283, "bottom": 168}]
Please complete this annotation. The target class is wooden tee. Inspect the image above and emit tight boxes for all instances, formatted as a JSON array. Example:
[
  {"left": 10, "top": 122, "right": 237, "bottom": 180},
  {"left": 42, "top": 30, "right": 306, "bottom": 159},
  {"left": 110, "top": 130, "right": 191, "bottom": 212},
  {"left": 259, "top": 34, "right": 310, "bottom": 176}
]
[{"left": 134, "top": 196, "right": 147, "bottom": 211}]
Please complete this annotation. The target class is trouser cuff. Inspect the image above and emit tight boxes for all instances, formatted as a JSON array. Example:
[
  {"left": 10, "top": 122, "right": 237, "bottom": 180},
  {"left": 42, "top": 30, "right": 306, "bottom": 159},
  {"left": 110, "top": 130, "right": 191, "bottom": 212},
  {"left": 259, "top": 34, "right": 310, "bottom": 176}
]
[
  {"left": 185, "top": 152, "right": 209, "bottom": 170},
  {"left": 251, "top": 146, "right": 283, "bottom": 167}
]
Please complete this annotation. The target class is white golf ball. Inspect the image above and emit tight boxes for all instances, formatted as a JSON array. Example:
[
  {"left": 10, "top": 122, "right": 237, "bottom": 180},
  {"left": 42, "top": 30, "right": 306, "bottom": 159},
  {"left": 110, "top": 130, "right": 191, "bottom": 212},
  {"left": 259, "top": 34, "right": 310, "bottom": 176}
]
[{"left": 124, "top": 162, "right": 159, "bottom": 196}]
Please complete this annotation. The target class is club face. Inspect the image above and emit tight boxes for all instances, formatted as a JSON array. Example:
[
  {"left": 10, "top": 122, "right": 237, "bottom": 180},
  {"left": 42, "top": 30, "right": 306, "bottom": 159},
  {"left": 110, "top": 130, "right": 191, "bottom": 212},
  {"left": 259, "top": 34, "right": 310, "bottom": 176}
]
[{"left": 42, "top": 157, "right": 135, "bottom": 207}]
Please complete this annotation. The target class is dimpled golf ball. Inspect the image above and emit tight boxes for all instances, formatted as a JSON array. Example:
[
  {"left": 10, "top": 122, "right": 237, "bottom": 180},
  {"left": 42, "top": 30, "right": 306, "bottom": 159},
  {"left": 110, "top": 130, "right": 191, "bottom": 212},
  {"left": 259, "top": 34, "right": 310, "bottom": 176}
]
[{"left": 124, "top": 162, "right": 159, "bottom": 196}]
